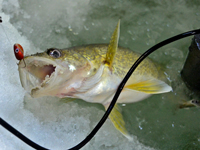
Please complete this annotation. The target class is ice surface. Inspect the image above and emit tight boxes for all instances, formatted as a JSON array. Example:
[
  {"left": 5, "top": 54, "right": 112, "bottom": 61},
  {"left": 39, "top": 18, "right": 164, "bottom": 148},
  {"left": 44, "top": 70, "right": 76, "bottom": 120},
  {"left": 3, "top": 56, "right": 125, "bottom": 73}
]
[{"left": 1, "top": 0, "right": 200, "bottom": 150}]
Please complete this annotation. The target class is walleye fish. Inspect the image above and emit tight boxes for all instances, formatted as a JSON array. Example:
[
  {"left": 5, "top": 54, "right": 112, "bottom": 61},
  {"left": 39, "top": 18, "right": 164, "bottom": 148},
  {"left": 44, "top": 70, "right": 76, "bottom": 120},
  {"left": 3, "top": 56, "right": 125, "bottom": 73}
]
[
  {"left": 18, "top": 20, "right": 172, "bottom": 140},
  {"left": 179, "top": 99, "right": 200, "bottom": 109}
]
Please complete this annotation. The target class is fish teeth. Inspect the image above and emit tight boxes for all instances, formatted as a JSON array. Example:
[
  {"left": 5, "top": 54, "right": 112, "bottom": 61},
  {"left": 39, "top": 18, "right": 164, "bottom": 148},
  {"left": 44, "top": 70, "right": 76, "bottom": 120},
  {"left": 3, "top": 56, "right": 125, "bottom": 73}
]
[
  {"left": 45, "top": 74, "right": 50, "bottom": 78},
  {"left": 59, "top": 70, "right": 63, "bottom": 74},
  {"left": 41, "top": 75, "right": 51, "bottom": 87}
]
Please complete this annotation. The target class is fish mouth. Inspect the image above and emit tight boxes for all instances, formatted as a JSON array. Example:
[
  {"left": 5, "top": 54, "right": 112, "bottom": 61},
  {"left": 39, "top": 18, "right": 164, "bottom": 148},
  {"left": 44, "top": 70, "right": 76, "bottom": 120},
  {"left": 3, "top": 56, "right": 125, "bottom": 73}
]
[{"left": 18, "top": 56, "right": 62, "bottom": 98}]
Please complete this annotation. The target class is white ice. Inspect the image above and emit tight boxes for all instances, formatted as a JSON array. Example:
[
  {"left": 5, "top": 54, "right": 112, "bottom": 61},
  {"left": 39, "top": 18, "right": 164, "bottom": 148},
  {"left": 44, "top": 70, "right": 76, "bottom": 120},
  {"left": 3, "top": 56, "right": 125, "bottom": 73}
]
[
  {"left": 1, "top": 0, "right": 200, "bottom": 150},
  {"left": 0, "top": 0, "right": 154, "bottom": 150}
]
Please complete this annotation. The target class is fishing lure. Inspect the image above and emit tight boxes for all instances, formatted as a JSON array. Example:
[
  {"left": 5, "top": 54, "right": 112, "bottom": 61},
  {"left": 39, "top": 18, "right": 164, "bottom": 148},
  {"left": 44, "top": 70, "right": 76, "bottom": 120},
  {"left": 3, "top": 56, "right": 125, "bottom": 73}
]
[
  {"left": 14, "top": 43, "right": 24, "bottom": 60},
  {"left": 14, "top": 43, "right": 26, "bottom": 67}
]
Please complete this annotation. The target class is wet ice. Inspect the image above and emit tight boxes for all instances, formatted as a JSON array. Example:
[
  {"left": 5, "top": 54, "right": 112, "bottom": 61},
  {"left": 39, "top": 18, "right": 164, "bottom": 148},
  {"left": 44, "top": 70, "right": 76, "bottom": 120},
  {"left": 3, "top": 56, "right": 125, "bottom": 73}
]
[{"left": 1, "top": 0, "right": 200, "bottom": 149}]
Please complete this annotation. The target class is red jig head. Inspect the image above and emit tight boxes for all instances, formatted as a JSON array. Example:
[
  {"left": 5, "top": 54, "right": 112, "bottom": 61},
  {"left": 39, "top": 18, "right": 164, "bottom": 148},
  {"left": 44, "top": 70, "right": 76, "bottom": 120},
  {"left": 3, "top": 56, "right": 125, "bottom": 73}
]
[
  {"left": 14, "top": 43, "right": 24, "bottom": 60},
  {"left": 14, "top": 43, "right": 26, "bottom": 67}
]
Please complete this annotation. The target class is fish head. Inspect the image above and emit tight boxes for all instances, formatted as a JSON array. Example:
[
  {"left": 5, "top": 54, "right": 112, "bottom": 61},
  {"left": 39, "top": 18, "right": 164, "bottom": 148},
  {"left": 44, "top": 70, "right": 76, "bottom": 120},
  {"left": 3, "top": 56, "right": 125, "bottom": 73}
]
[
  {"left": 18, "top": 48, "right": 90, "bottom": 98},
  {"left": 190, "top": 99, "right": 200, "bottom": 107}
]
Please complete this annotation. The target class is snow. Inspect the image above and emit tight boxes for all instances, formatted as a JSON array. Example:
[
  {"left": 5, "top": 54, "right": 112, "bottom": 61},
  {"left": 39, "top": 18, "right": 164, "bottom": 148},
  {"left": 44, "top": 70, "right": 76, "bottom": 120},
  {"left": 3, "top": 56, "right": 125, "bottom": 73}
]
[{"left": 1, "top": 0, "right": 200, "bottom": 150}]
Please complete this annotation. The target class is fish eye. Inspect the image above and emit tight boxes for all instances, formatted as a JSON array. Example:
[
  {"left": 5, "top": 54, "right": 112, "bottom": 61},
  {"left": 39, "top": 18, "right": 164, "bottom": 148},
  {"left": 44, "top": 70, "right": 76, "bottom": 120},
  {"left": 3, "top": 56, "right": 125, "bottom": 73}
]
[{"left": 47, "top": 48, "right": 61, "bottom": 58}]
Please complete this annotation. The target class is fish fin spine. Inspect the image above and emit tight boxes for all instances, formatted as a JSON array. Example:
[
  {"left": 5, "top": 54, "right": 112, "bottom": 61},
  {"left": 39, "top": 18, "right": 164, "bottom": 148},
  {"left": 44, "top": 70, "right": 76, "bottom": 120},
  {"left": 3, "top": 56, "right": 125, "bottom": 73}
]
[{"left": 104, "top": 20, "right": 120, "bottom": 71}]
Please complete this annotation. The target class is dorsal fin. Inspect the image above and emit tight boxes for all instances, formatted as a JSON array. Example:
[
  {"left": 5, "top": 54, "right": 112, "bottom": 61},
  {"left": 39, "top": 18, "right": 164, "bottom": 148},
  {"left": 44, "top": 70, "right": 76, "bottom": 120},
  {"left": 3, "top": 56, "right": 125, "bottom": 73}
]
[{"left": 104, "top": 20, "right": 120, "bottom": 70}]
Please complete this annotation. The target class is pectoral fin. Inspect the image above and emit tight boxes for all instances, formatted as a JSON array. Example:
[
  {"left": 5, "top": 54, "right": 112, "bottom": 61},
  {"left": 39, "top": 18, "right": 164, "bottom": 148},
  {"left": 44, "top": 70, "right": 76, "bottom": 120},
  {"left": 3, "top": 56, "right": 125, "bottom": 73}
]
[
  {"left": 76, "top": 65, "right": 104, "bottom": 92},
  {"left": 104, "top": 104, "right": 133, "bottom": 141},
  {"left": 125, "top": 78, "right": 172, "bottom": 94},
  {"left": 104, "top": 20, "right": 120, "bottom": 70}
]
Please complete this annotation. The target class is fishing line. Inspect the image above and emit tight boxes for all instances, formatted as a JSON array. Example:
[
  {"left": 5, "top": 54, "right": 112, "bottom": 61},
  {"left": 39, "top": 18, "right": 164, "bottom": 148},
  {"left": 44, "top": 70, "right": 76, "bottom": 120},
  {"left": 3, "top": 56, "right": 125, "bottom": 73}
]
[
  {"left": 0, "top": 16, "right": 26, "bottom": 67},
  {"left": 0, "top": 16, "right": 12, "bottom": 45},
  {"left": 1, "top": 28, "right": 200, "bottom": 150}
]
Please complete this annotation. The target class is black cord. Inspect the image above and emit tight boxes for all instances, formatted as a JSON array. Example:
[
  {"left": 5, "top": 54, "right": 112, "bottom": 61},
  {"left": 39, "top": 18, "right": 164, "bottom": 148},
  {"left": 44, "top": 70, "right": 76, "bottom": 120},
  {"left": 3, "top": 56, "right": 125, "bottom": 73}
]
[
  {"left": 1, "top": 29, "right": 200, "bottom": 150},
  {"left": 0, "top": 117, "right": 49, "bottom": 150}
]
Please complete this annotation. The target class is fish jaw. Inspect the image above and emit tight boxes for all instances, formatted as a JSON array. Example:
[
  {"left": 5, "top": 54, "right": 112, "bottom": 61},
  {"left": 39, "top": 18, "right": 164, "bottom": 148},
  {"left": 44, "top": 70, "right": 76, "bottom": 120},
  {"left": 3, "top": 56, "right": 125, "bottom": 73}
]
[{"left": 18, "top": 56, "right": 76, "bottom": 98}]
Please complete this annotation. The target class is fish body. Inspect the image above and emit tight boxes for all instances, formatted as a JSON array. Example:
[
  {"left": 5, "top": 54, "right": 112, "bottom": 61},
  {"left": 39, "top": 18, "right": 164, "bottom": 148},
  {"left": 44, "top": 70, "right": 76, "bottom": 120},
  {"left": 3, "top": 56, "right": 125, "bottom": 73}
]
[
  {"left": 19, "top": 44, "right": 168, "bottom": 104},
  {"left": 18, "top": 20, "right": 172, "bottom": 139}
]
